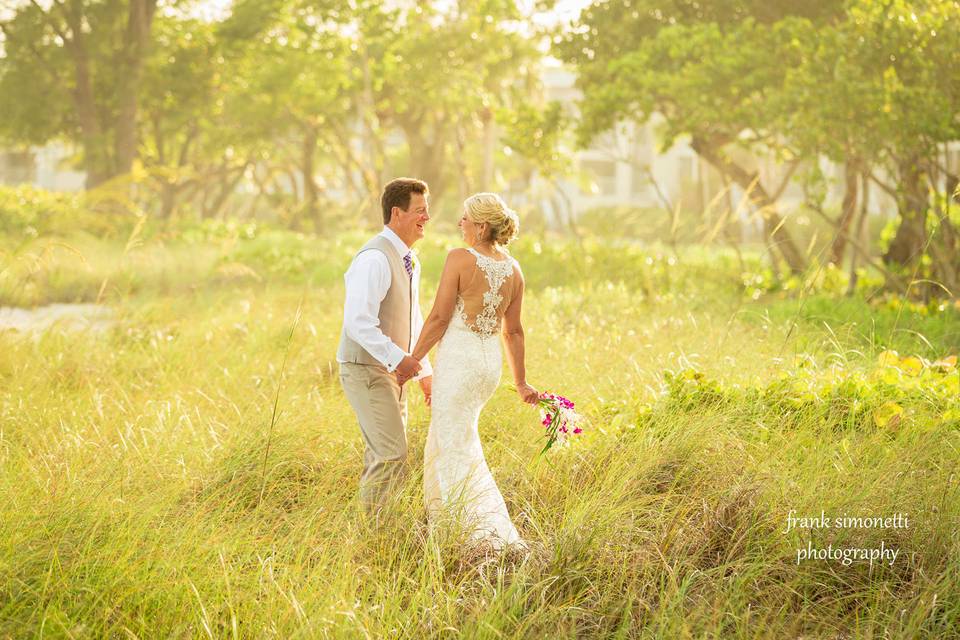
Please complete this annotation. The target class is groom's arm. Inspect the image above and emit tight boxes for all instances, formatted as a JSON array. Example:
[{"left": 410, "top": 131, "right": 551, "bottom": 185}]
[{"left": 343, "top": 251, "right": 407, "bottom": 372}]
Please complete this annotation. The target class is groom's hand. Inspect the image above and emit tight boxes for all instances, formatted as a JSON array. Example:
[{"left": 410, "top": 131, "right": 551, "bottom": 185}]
[
  {"left": 419, "top": 375, "right": 433, "bottom": 407},
  {"left": 395, "top": 355, "right": 421, "bottom": 386}
]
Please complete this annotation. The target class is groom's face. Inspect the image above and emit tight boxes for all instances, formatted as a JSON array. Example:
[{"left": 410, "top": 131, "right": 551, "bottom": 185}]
[{"left": 393, "top": 192, "right": 429, "bottom": 245}]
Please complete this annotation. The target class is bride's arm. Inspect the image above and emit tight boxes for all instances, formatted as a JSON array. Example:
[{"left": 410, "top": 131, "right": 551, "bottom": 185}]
[
  {"left": 502, "top": 269, "right": 539, "bottom": 404},
  {"left": 411, "top": 249, "right": 467, "bottom": 362}
]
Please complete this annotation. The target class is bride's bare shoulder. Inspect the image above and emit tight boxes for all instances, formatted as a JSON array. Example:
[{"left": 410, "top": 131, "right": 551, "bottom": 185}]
[
  {"left": 444, "top": 247, "right": 473, "bottom": 271},
  {"left": 446, "top": 247, "right": 472, "bottom": 261}
]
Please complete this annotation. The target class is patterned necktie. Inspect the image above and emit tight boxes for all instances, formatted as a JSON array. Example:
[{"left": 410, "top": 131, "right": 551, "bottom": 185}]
[{"left": 403, "top": 252, "right": 413, "bottom": 278}]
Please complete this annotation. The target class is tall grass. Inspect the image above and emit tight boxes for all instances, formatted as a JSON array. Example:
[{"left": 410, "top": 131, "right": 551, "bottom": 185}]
[{"left": 0, "top": 226, "right": 957, "bottom": 638}]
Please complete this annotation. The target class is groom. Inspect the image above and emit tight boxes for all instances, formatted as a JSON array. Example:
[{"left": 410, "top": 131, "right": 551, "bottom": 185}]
[{"left": 337, "top": 177, "right": 433, "bottom": 517}]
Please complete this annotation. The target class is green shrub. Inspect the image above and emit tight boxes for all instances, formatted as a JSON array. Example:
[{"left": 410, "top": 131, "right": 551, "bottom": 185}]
[{"left": 0, "top": 185, "right": 138, "bottom": 239}]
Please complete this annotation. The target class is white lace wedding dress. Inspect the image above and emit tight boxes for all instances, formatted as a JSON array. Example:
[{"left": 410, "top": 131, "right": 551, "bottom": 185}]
[{"left": 423, "top": 248, "right": 526, "bottom": 551}]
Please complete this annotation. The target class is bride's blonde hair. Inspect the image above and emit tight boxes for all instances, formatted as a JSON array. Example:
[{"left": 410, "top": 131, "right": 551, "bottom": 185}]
[{"left": 464, "top": 193, "right": 519, "bottom": 246}]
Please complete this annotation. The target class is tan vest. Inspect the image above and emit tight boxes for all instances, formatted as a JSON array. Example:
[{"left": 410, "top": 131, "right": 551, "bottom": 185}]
[{"left": 336, "top": 234, "right": 413, "bottom": 366}]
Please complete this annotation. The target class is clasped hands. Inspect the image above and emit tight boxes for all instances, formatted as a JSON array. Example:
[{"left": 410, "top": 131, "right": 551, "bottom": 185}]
[
  {"left": 395, "top": 354, "right": 421, "bottom": 386},
  {"left": 395, "top": 354, "right": 432, "bottom": 406}
]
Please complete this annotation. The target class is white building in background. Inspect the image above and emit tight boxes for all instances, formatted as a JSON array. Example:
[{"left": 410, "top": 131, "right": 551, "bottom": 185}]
[
  {"left": 3, "top": 64, "right": 940, "bottom": 226},
  {"left": 539, "top": 63, "right": 702, "bottom": 214},
  {"left": 0, "top": 142, "right": 85, "bottom": 191},
  {"left": 536, "top": 61, "right": 904, "bottom": 225}
]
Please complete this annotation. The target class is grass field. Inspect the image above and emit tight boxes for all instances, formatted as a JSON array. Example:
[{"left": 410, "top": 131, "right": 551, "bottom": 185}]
[{"left": 1, "top": 225, "right": 958, "bottom": 638}]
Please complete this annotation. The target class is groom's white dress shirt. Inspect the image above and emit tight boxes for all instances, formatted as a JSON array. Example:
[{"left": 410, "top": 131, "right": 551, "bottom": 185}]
[{"left": 338, "top": 226, "right": 432, "bottom": 379}]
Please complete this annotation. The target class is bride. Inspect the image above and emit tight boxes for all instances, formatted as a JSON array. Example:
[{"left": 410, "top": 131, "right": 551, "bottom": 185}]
[{"left": 404, "top": 192, "right": 539, "bottom": 552}]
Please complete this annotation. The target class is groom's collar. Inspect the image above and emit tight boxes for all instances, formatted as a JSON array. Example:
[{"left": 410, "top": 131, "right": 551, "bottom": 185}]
[{"left": 380, "top": 226, "right": 412, "bottom": 256}]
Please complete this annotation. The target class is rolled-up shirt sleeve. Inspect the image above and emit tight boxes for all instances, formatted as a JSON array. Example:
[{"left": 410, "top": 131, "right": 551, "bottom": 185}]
[{"left": 343, "top": 251, "right": 407, "bottom": 372}]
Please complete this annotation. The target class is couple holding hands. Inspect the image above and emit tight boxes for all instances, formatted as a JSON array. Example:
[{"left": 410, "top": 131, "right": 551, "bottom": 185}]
[{"left": 336, "top": 177, "right": 538, "bottom": 553}]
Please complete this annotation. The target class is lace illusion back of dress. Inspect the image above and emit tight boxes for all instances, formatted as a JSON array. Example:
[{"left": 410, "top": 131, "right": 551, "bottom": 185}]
[
  {"left": 454, "top": 248, "right": 519, "bottom": 338},
  {"left": 423, "top": 247, "right": 527, "bottom": 553}
]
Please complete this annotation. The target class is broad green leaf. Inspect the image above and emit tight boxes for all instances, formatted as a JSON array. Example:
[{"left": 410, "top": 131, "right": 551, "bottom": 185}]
[
  {"left": 874, "top": 401, "right": 904, "bottom": 428},
  {"left": 898, "top": 356, "right": 923, "bottom": 377},
  {"left": 877, "top": 350, "right": 901, "bottom": 367}
]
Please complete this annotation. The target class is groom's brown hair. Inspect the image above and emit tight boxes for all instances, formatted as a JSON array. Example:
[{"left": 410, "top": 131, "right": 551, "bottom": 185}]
[{"left": 381, "top": 178, "right": 428, "bottom": 224}]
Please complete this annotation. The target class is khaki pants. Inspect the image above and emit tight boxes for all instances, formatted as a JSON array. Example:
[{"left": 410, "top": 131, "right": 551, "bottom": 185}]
[{"left": 339, "top": 362, "right": 408, "bottom": 516}]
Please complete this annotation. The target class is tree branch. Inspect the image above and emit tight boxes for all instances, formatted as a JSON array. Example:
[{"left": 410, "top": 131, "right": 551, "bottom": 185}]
[
  {"left": 0, "top": 21, "right": 59, "bottom": 82},
  {"left": 28, "top": 0, "right": 69, "bottom": 43},
  {"left": 805, "top": 195, "right": 908, "bottom": 293},
  {"left": 867, "top": 170, "right": 898, "bottom": 200},
  {"left": 922, "top": 156, "right": 959, "bottom": 186},
  {"left": 177, "top": 126, "right": 197, "bottom": 168},
  {"left": 770, "top": 159, "right": 800, "bottom": 202}
]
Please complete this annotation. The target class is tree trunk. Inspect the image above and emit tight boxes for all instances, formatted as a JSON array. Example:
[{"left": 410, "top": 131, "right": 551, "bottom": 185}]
[
  {"left": 846, "top": 171, "right": 870, "bottom": 296},
  {"left": 58, "top": 0, "right": 155, "bottom": 188},
  {"left": 286, "top": 168, "right": 300, "bottom": 202},
  {"left": 302, "top": 125, "right": 320, "bottom": 230},
  {"left": 205, "top": 162, "right": 249, "bottom": 219},
  {"left": 357, "top": 36, "right": 386, "bottom": 189},
  {"left": 114, "top": 0, "right": 156, "bottom": 178},
  {"left": 481, "top": 107, "right": 495, "bottom": 191},
  {"left": 160, "top": 183, "right": 179, "bottom": 219},
  {"left": 402, "top": 114, "right": 449, "bottom": 202},
  {"left": 690, "top": 136, "right": 807, "bottom": 274},
  {"left": 63, "top": 4, "right": 110, "bottom": 187},
  {"left": 454, "top": 123, "right": 471, "bottom": 202},
  {"left": 329, "top": 124, "right": 379, "bottom": 204},
  {"left": 829, "top": 159, "right": 860, "bottom": 266},
  {"left": 928, "top": 218, "right": 959, "bottom": 297},
  {"left": 929, "top": 172, "right": 959, "bottom": 297},
  {"left": 883, "top": 156, "right": 928, "bottom": 267}
]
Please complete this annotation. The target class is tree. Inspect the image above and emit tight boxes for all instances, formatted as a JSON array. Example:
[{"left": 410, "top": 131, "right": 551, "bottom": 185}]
[
  {"left": 781, "top": 0, "right": 959, "bottom": 290},
  {"left": 221, "top": 0, "right": 354, "bottom": 229},
  {"left": 555, "top": 0, "right": 847, "bottom": 275},
  {"left": 357, "top": 0, "right": 540, "bottom": 204},
  {"left": 559, "top": 0, "right": 958, "bottom": 288},
  {"left": 0, "top": 0, "right": 158, "bottom": 187},
  {"left": 496, "top": 100, "right": 580, "bottom": 232},
  {"left": 139, "top": 14, "right": 235, "bottom": 219}
]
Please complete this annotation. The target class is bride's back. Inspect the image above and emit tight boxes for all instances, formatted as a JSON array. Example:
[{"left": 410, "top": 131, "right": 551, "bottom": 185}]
[{"left": 456, "top": 248, "right": 521, "bottom": 337}]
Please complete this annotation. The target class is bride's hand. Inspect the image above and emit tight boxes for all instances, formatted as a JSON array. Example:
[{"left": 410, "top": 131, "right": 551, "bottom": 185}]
[{"left": 516, "top": 382, "right": 539, "bottom": 405}]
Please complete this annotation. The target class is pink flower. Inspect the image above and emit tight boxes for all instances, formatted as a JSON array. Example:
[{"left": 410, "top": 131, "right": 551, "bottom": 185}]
[{"left": 535, "top": 391, "right": 585, "bottom": 454}]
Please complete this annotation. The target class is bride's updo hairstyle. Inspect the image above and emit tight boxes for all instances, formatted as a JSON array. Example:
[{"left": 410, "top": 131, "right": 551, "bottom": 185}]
[{"left": 464, "top": 193, "right": 519, "bottom": 246}]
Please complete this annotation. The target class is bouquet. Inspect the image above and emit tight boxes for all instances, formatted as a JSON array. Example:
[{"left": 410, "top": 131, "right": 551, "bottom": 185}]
[{"left": 538, "top": 392, "right": 584, "bottom": 453}]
